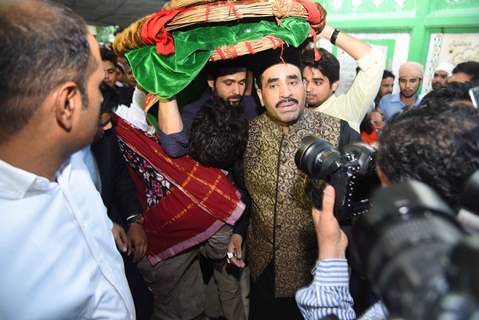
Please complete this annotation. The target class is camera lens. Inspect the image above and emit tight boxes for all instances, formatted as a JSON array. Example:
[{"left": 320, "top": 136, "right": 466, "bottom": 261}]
[
  {"left": 352, "top": 180, "right": 464, "bottom": 319},
  {"left": 295, "top": 135, "right": 341, "bottom": 179}
]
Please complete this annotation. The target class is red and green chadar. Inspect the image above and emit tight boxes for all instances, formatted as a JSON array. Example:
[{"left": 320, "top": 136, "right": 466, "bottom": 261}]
[{"left": 112, "top": 0, "right": 327, "bottom": 264}]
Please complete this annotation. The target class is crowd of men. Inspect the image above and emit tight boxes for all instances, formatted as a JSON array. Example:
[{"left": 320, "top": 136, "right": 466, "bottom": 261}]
[{"left": 1, "top": 1, "right": 479, "bottom": 320}]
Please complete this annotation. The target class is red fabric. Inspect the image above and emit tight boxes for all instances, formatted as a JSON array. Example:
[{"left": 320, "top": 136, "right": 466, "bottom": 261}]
[
  {"left": 294, "top": 0, "right": 323, "bottom": 24},
  {"left": 294, "top": 0, "right": 324, "bottom": 61},
  {"left": 311, "top": 29, "right": 321, "bottom": 61},
  {"left": 361, "top": 129, "right": 379, "bottom": 145},
  {"left": 140, "top": 9, "right": 182, "bottom": 56},
  {"left": 144, "top": 93, "right": 158, "bottom": 109},
  {"left": 113, "top": 114, "right": 245, "bottom": 264}
]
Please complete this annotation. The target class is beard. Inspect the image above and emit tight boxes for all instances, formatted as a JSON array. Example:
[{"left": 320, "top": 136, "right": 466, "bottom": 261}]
[
  {"left": 431, "top": 81, "right": 443, "bottom": 90},
  {"left": 400, "top": 90, "right": 417, "bottom": 99},
  {"left": 221, "top": 95, "right": 242, "bottom": 107}
]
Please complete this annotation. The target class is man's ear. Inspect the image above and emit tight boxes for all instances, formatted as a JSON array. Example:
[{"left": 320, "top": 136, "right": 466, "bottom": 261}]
[
  {"left": 331, "top": 80, "right": 340, "bottom": 93},
  {"left": 54, "top": 82, "right": 80, "bottom": 132},
  {"left": 256, "top": 88, "right": 264, "bottom": 107},
  {"left": 207, "top": 75, "right": 215, "bottom": 90}
]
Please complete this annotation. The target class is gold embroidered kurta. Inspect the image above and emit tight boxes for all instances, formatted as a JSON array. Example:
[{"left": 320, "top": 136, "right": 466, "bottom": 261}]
[{"left": 244, "top": 108, "right": 340, "bottom": 297}]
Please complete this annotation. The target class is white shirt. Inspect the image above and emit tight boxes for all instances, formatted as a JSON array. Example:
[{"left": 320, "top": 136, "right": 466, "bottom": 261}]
[
  {"left": 0, "top": 151, "right": 135, "bottom": 319},
  {"left": 115, "top": 88, "right": 153, "bottom": 133},
  {"left": 314, "top": 47, "right": 385, "bottom": 133}
]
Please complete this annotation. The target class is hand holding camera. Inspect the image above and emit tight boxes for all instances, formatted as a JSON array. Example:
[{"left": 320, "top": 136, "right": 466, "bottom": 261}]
[{"left": 312, "top": 185, "right": 348, "bottom": 261}]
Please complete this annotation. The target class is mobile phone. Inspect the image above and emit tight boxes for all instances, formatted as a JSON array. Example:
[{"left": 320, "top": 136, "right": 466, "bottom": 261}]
[{"left": 469, "top": 86, "right": 479, "bottom": 109}]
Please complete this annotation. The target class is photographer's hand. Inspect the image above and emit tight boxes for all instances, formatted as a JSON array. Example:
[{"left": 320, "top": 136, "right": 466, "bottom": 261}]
[{"left": 312, "top": 185, "right": 348, "bottom": 260}]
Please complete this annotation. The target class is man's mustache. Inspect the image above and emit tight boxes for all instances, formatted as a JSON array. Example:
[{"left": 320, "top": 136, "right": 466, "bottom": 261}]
[
  {"left": 276, "top": 97, "right": 299, "bottom": 109},
  {"left": 227, "top": 95, "right": 242, "bottom": 101}
]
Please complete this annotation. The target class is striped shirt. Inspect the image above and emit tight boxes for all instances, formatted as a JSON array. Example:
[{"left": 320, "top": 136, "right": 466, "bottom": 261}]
[{"left": 295, "top": 259, "right": 388, "bottom": 320}]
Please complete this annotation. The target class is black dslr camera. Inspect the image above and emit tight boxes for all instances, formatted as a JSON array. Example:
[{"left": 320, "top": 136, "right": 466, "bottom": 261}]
[
  {"left": 295, "top": 136, "right": 379, "bottom": 224},
  {"left": 352, "top": 180, "right": 479, "bottom": 319}
]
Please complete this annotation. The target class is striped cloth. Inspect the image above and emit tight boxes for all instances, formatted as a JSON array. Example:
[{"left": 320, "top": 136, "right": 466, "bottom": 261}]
[
  {"left": 295, "top": 259, "right": 389, "bottom": 320},
  {"left": 296, "top": 259, "right": 356, "bottom": 320}
]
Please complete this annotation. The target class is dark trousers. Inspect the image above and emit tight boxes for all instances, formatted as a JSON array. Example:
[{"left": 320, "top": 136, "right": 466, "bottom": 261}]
[
  {"left": 249, "top": 263, "right": 303, "bottom": 320},
  {"left": 123, "top": 255, "right": 153, "bottom": 320}
]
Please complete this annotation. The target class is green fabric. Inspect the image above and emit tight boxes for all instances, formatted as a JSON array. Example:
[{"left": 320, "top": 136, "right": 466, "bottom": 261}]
[{"left": 126, "top": 17, "right": 310, "bottom": 99}]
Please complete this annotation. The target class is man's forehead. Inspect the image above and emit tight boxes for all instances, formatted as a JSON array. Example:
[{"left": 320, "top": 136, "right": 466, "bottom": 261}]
[
  {"left": 102, "top": 60, "right": 116, "bottom": 69},
  {"left": 434, "top": 70, "right": 448, "bottom": 76},
  {"left": 263, "top": 63, "right": 301, "bottom": 79},
  {"left": 304, "top": 66, "right": 327, "bottom": 79},
  {"left": 399, "top": 76, "right": 421, "bottom": 80},
  {"left": 217, "top": 70, "right": 247, "bottom": 81}
]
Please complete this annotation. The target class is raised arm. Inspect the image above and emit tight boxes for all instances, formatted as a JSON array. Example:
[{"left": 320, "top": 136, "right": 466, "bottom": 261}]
[
  {"left": 317, "top": 26, "right": 385, "bottom": 132},
  {"left": 158, "top": 97, "right": 183, "bottom": 134},
  {"left": 320, "top": 25, "right": 371, "bottom": 60},
  {"left": 156, "top": 97, "right": 190, "bottom": 157}
]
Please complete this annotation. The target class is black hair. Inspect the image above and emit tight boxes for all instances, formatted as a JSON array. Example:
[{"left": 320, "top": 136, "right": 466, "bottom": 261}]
[
  {"left": 206, "top": 57, "right": 248, "bottom": 80},
  {"left": 189, "top": 98, "right": 248, "bottom": 169},
  {"left": 100, "top": 47, "right": 118, "bottom": 66},
  {"left": 301, "top": 47, "right": 340, "bottom": 84},
  {"left": 383, "top": 70, "right": 395, "bottom": 80},
  {"left": 99, "top": 82, "right": 119, "bottom": 114},
  {"left": 420, "top": 81, "right": 475, "bottom": 109},
  {"left": 377, "top": 101, "right": 479, "bottom": 208},
  {"left": 360, "top": 113, "right": 373, "bottom": 134},
  {"left": 452, "top": 61, "right": 479, "bottom": 82},
  {"left": 0, "top": 0, "right": 94, "bottom": 137}
]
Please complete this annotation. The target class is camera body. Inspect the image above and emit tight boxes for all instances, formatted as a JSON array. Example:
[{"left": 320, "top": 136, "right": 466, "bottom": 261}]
[{"left": 295, "top": 135, "right": 379, "bottom": 223}]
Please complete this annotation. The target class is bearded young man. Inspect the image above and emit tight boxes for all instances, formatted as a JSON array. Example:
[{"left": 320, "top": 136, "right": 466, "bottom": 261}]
[
  {"left": 375, "top": 70, "right": 395, "bottom": 105},
  {"left": 379, "top": 61, "right": 423, "bottom": 121},
  {"left": 157, "top": 58, "right": 258, "bottom": 158},
  {"left": 431, "top": 63, "right": 454, "bottom": 90}
]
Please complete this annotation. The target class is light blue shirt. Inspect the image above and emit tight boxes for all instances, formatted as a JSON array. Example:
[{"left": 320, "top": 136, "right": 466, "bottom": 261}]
[
  {"left": 0, "top": 151, "right": 135, "bottom": 319},
  {"left": 379, "top": 93, "right": 422, "bottom": 121},
  {"left": 295, "top": 259, "right": 388, "bottom": 320}
]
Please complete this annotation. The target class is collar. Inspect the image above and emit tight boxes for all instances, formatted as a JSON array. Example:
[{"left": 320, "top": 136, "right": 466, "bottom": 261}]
[
  {"left": 0, "top": 157, "right": 71, "bottom": 200},
  {"left": 390, "top": 93, "right": 401, "bottom": 102},
  {"left": 392, "top": 92, "right": 420, "bottom": 106}
]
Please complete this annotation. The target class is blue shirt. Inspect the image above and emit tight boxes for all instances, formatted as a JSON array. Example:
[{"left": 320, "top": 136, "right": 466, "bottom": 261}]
[{"left": 379, "top": 93, "right": 421, "bottom": 121}]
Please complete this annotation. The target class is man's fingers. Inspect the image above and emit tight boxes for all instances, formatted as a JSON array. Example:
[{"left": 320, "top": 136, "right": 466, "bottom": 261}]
[
  {"left": 322, "top": 185, "right": 335, "bottom": 217},
  {"left": 231, "top": 258, "right": 246, "bottom": 269},
  {"left": 312, "top": 207, "right": 321, "bottom": 224},
  {"left": 132, "top": 241, "right": 147, "bottom": 262},
  {"left": 120, "top": 231, "right": 130, "bottom": 253}
]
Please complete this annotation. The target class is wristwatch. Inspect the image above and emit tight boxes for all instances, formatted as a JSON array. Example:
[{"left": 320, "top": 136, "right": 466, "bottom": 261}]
[
  {"left": 126, "top": 214, "right": 144, "bottom": 225},
  {"left": 330, "top": 28, "right": 340, "bottom": 45}
]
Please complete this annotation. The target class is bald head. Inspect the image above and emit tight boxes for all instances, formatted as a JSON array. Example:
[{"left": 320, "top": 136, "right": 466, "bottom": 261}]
[{"left": 0, "top": 0, "right": 94, "bottom": 137}]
